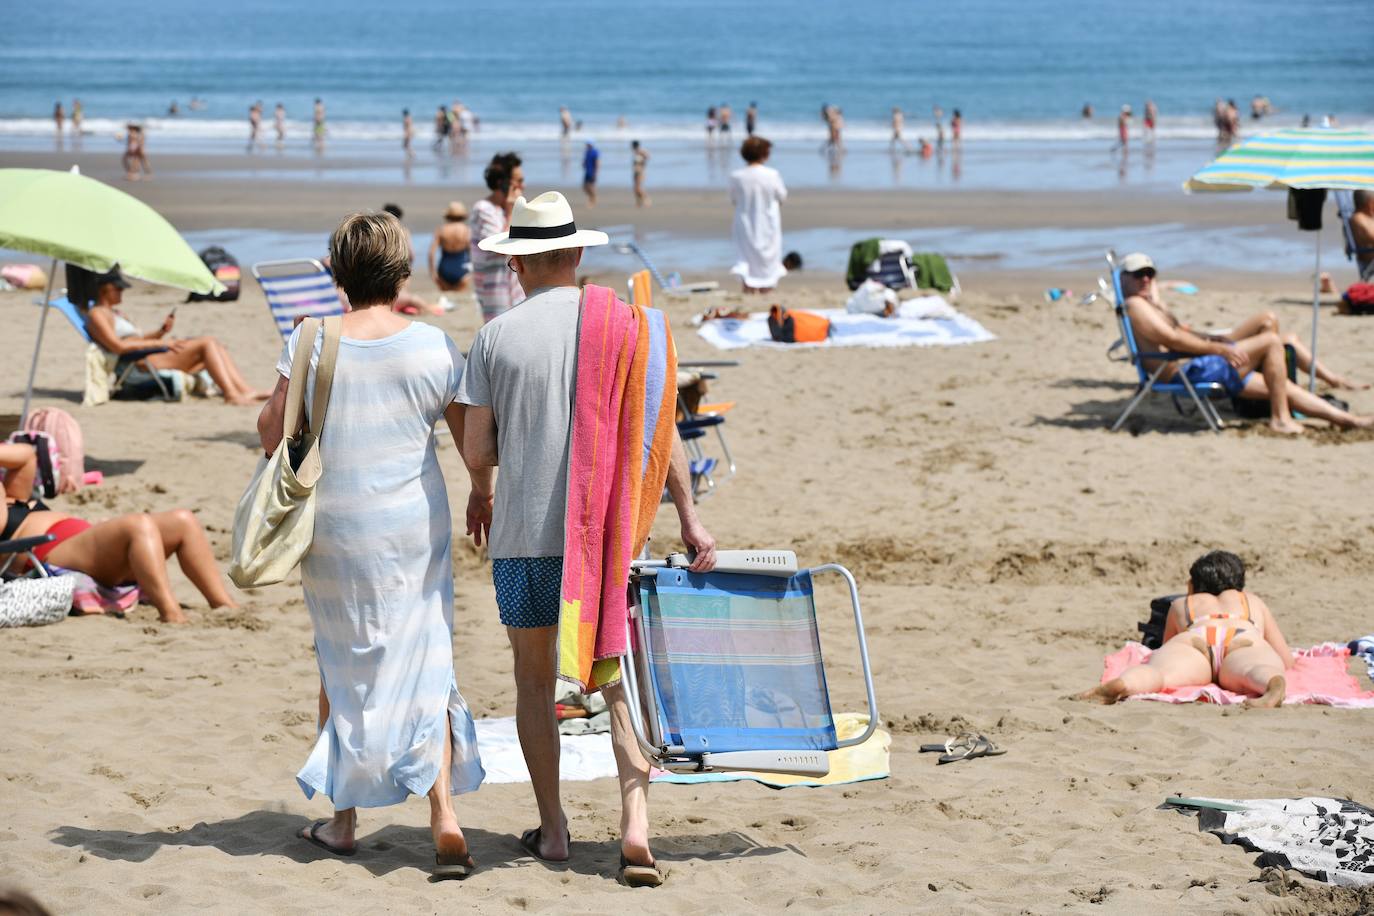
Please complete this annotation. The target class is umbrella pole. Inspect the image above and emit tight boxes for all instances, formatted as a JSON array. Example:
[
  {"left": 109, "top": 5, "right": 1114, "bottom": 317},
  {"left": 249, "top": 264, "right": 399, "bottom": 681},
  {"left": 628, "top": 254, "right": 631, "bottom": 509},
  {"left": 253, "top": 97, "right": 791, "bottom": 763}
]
[
  {"left": 20, "top": 258, "right": 60, "bottom": 427},
  {"left": 1309, "top": 227, "right": 1321, "bottom": 393}
]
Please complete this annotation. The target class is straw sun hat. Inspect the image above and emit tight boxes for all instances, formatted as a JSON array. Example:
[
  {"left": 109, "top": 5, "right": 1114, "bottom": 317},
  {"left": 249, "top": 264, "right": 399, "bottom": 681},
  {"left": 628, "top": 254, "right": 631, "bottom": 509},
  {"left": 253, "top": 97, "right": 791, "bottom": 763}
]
[
  {"left": 444, "top": 201, "right": 468, "bottom": 220},
  {"left": 477, "top": 191, "right": 608, "bottom": 256}
]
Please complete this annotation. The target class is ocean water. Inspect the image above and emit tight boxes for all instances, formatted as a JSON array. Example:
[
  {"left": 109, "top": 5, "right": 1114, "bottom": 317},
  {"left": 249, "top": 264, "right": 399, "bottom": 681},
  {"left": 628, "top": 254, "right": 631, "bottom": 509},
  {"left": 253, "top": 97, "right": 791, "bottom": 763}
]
[{"left": 2, "top": 0, "right": 1371, "bottom": 142}]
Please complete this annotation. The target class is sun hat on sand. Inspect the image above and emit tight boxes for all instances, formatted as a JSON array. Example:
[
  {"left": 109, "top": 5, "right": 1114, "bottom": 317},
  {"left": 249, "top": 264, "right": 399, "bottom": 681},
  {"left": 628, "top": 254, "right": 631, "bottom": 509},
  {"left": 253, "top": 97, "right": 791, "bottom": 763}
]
[{"left": 477, "top": 191, "right": 608, "bottom": 256}]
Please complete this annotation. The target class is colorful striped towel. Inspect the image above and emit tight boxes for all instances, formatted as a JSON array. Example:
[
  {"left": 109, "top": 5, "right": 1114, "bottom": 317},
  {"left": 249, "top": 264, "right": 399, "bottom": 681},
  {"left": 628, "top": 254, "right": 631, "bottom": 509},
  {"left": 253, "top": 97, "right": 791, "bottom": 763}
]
[
  {"left": 557, "top": 284, "right": 677, "bottom": 693},
  {"left": 45, "top": 564, "right": 139, "bottom": 616}
]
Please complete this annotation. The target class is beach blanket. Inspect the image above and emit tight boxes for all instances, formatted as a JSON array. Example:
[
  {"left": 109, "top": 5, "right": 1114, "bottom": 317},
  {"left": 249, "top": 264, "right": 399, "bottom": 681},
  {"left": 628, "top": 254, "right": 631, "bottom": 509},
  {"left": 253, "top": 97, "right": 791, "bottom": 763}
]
[
  {"left": 557, "top": 285, "right": 676, "bottom": 693},
  {"left": 474, "top": 716, "right": 617, "bottom": 783},
  {"left": 1167, "top": 796, "right": 1374, "bottom": 887},
  {"left": 651, "top": 714, "right": 891, "bottom": 789},
  {"left": 696, "top": 299, "right": 994, "bottom": 350},
  {"left": 1102, "top": 641, "right": 1374, "bottom": 707}
]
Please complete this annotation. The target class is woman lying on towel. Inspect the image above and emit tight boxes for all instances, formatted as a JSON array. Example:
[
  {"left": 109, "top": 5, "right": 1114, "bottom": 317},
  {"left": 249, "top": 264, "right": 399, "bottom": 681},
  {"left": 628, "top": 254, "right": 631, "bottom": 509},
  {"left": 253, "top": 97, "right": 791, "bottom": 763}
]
[
  {"left": 1, "top": 443, "right": 236, "bottom": 623},
  {"left": 1079, "top": 550, "right": 1293, "bottom": 708},
  {"left": 79, "top": 267, "right": 271, "bottom": 406}
]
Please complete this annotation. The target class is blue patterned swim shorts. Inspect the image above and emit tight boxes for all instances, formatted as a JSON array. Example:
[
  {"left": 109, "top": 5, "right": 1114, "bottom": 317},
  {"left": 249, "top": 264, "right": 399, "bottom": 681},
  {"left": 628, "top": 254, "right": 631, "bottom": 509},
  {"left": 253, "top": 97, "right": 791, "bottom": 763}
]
[{"left": 492, "top": 556, "right": 564, "bottom": 628}]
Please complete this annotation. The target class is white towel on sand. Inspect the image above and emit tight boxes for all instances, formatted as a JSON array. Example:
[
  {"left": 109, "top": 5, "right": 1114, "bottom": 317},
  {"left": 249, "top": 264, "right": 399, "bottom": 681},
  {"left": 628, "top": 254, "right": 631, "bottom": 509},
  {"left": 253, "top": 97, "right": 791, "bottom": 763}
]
[
  {"left": 474, "top": 717, "right": 616, "bottom": 783},
  {"left": 696, "top": 298, "right": 994, "bottom": 350}
]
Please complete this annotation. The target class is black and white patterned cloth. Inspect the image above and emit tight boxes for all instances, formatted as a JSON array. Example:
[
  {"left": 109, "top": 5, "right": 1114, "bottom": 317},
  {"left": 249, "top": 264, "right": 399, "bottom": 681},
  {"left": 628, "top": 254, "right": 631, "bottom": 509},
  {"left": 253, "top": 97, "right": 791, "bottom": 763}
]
[{"left": 1174, "top": 796, "right": 1374, "bottom": 888}]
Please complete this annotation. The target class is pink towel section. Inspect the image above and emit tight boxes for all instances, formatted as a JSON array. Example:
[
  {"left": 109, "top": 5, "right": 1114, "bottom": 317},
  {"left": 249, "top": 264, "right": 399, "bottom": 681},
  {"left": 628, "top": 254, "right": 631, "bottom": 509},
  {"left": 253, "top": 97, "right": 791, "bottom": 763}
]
[{"left": 1102, "top": 642, "right": 1374, "bottom": 707}]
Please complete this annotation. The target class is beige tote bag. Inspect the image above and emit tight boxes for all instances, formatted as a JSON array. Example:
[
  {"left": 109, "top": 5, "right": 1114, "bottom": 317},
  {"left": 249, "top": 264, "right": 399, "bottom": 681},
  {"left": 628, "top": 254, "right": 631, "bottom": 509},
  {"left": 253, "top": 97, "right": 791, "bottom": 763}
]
[{"left": 229, "top": 316, "right": 341, "bottom": 588}]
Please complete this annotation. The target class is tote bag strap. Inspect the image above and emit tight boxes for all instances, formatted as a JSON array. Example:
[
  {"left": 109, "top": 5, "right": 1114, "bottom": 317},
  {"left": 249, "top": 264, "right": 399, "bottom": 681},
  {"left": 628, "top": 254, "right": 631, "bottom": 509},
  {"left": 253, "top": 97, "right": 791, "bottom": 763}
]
[
  {"left": 308, "top": 316, "right": 343, "bottom": 438},
  {"left": 280, "top": 318, "right": 322, "bottom": 441}
]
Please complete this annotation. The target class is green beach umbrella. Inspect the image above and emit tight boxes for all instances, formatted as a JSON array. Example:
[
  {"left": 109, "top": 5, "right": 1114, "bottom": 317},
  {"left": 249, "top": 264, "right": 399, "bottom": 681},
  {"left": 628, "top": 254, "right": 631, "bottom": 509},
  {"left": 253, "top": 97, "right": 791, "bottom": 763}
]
[
  {"left": 1184, "top": 128, "right": 1374, "bottom": 390},
  {"left": 0, "top": 167, "right": 224, "bottom": 421}
]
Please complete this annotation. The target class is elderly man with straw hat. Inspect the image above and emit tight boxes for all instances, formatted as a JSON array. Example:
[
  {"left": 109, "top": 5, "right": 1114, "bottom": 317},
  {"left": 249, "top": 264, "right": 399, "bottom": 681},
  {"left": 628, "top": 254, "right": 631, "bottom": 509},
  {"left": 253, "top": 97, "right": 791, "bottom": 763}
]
[{"left": 456, "top": 191, "right": 717, "bottom": 887}]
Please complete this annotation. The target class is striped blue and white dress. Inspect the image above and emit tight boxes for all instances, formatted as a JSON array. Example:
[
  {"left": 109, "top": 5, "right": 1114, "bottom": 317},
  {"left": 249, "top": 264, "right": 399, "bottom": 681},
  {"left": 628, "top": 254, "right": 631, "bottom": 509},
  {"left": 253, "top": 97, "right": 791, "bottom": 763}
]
[{"left": 276, "top": 320, "right": 484, "bottom": 810}]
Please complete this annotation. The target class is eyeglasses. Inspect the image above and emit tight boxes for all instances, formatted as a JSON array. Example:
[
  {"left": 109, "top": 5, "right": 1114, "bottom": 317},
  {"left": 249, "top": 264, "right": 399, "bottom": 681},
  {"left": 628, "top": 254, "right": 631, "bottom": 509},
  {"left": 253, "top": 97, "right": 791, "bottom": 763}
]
[{"left": 1129, "top": 269, "right": 1156, "bottom": 279}]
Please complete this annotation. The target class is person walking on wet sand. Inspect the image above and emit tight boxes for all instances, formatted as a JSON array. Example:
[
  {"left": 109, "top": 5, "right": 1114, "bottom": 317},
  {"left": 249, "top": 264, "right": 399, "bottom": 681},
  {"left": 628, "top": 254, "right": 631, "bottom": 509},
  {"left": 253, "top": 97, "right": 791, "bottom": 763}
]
[
  {"left": 402, "top": 108, "right": 414, "bottom": 157},
  {"left": 1079, "top": 551, "right": 1292, "bottom": 708},
  {"left": 632, "top": 139, "right": 650, "bottom": 207},
  {"left": 933, "top": 104, "right": 945, "bottom": 150},
  {"left": 746, "top": 101, "right": 758, "bottom": 136},
  {"left": 274, "top": 103, "right": 286, "bottom": 142},
  {"left": 950, "top": 108, "right": 962, "bottom": 146},
  {"left": 1114, "top": 104, "right": 1131, "bottom": 150},
  {"left": 581, "top": 140, "right": 600, "bottom": 207},
  {"left": 122, "top": 124, "right": 151, "bottom": 180},
  {"left": 1143, "top": 99, "right": 1158, "bottom": 142},
  {"left": 560, "top": 105, "right": 573, "bottom": 138},
  {"left": 249, "top": 101, "right": 263, "bottom": 147},
  {"left": 312, "top": 98, "right": 326, "bottom": 147},
  {"left": 890, "top": 107, "right": 911, "bottom": 153},
  {"left": 53, "top": 101, "right": 64, "bottom": 136}
]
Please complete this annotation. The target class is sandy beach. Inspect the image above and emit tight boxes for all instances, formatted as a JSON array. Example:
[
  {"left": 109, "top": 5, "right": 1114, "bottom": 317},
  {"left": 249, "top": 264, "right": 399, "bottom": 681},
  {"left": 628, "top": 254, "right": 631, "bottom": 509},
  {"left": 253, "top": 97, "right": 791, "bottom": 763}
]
[{"left": 3, "top": 152, "right": 1374, "bottom": 916}]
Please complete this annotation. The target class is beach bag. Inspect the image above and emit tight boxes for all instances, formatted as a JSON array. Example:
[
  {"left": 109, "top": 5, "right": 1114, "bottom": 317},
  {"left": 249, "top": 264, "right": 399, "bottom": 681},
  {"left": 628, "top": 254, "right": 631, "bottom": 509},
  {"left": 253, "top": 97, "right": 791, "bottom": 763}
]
[
  {"left": 0, "top": 263, "right": 48, "bottom": 290},
  {"left": 1342, "top": 283, "right": 1374, "bottom": 315},
  {"left": 186, "top": 246, "right": 241, "bottom": 302},
  {"left": 767, "top": 306, "right": 831, "bottom": 344},
  {"left": 229, "top": 317, "right": 340, "bottom": 588},
  {"left": 5, "top": 431, "right": 60, "bottom": 498},
  {"left": 846, "top": 279, "right": 897, "bottom": 316},
  {"left": 0, "top": 576, "right": 74, "bottom": 628},
  {"left": 24, "top": 408, "right": 84, "bottom": 494}
]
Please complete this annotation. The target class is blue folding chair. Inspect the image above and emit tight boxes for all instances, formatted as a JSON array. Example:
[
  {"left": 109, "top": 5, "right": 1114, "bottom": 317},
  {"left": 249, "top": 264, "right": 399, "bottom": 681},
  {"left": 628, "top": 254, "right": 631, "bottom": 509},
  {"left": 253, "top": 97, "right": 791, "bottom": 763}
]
[
  {"left": 1335, "top": 191, "right": 1374, "bottom": 271},
  {"left": 35, "top": 296, "right": 177, "bottom": 400},
  {"left": 1107, "top": 268, "right": 1228, "bottom": 433},
  {"left": 621, "top": 550, "right": 878, "bottom": 777},
  {"left": 251, "top": 259, "right": 346, "bottom": 338}
]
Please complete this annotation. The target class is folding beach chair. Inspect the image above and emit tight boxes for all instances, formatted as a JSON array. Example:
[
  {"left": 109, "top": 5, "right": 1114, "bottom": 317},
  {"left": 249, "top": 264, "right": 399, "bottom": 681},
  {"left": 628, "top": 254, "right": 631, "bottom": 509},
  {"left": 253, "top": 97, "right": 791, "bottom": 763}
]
[
  {"left": 614, "top": 239, "right": 718, "bottom": 295},
  {"left": 1104, "top": 267, "right": 1228, "bottom": 433},
  {"left": 0, "top": 534, "right": 54, "bottom": 580},
  {"left": 628, "top": 270, "right": 739, "bottom": 498},
  {"left": 35, "top": 296, "right": 178, "bottom": 401},
  {"left": 251, "top": 259, "right": 346, "bottom": 339},
  {"left": 621, "top": 550, "right": 878, "bottom": 777},
  {"left": 1335, "top": 191, "right": 1374, "bottom": 269}
]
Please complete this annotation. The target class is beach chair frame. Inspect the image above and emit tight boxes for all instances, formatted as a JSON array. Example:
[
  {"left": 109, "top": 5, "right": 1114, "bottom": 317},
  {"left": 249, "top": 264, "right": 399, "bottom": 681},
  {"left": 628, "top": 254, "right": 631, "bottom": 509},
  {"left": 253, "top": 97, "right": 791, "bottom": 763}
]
[
  {"left": 0, "top": 535, "right": 55, "bottom": 580},
  {"left": 619, "top": 550, "right": 878, "bottom": 777},
  {"left": 1103, "top": 258, "right": 1227, "bottom": 434},
  {"left": 1335, "top": 191, "right": 1374, "bottom": 267},
  {"left": 251, "top": 258, "right": 346, "bottom": 339},
  {"left": 615, "top": 240, "right": 719, "bottom": 295}
]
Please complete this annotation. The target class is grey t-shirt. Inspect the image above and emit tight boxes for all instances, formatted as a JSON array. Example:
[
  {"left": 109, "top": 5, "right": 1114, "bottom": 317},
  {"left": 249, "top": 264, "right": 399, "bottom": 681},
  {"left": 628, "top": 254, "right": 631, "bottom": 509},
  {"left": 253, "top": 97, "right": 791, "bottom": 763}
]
[{"left": 455, "top": 285, "right": 579, "bottom": 559}]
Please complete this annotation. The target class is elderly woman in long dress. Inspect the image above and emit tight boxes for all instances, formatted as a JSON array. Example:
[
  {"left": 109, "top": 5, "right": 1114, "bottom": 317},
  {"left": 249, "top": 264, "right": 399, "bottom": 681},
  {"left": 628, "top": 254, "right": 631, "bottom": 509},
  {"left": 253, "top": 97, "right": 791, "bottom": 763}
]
[
  {"left": 257, "top": 211, "right": 491, "bottom": 879},
  {"left": 470, "top": 151, "right": 526, "bottom": 322},
  {"left": 729, "top": 135, "right": 788, "bottom": 293}
]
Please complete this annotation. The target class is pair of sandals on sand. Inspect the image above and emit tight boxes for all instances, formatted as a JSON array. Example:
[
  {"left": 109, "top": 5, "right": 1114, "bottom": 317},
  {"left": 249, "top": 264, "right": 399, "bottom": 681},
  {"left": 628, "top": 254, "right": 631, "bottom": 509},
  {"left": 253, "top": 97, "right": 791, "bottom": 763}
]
[
  {"left": 520, "top": 826, "right": 664, "bottom": 888},
  {"left": 300, "top": 822, "right": 662, "bottom": 887},
  {"left": 920, "top": 732, "right": 1007, "bottom": 765}
]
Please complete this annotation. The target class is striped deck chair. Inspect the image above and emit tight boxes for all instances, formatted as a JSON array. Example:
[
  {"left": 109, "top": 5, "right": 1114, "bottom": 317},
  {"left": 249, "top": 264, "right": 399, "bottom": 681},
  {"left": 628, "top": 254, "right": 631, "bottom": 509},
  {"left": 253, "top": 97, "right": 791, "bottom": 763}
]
[
  {"left": 615, "top": 240, "right": 718, "bottom": 295},
  {"left": 629, "top": 270, "right": 738, "bottom": 497},
  {"left": 621, "top": 550, "right": 878, "bottom": 777},
  {"left": 252, "top": 259, "right": 345, "bottom": 338}
]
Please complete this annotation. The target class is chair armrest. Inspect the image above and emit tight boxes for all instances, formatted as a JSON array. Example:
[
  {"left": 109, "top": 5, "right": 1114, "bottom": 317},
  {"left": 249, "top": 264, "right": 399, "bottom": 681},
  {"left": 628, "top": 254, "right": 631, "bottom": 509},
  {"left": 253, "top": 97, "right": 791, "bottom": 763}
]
[
  {"left": 0, "top": 534, "right": 55, "bottom": 554},
  {"left": 124, "top": 346, "right": 171, "bottom": 360},
  {"left": 1135, "top": 351, "right": 1202, "bottom": 363},
  {"left": 678, "top": 417, "right": 725, "bottom": 431}
]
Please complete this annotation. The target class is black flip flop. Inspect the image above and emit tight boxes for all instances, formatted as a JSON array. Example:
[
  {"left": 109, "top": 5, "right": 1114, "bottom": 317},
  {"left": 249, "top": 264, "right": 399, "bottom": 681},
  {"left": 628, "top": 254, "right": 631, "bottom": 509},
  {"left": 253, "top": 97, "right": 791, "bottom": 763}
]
[
  {"left": 299, "top": 820, "right": 356, "bottom": 857},
  {"left": 433, "top": 850, "right": 477, "bottom": 881},
  {"left": 519, "top": 826, "right": 570, "bottom": 863},
  {"left": 618, "top": 853, "right": 664, "bottom": 888}
]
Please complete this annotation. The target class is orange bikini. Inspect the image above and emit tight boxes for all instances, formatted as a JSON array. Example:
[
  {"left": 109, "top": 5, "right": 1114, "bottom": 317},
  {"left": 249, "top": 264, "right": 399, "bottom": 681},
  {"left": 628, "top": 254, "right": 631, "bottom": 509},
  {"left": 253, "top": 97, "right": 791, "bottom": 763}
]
[{"left": 1185, "top": 593, "right": 1256, "bottom": 679}]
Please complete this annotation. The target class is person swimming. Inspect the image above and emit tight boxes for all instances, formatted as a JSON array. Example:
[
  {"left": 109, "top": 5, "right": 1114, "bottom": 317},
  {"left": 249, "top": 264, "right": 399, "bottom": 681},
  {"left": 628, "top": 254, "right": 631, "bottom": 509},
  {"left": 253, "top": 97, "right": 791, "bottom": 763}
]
[{"left": 1078, "top": 550, "right": 1293, "bottom": 708}]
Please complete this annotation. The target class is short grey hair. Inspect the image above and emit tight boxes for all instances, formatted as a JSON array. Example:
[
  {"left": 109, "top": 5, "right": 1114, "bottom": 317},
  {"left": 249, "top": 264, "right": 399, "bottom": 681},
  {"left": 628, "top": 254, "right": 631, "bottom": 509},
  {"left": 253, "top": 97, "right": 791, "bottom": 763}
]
[{"left": 515, "top": 247, "right": 580, "bottom": 273}]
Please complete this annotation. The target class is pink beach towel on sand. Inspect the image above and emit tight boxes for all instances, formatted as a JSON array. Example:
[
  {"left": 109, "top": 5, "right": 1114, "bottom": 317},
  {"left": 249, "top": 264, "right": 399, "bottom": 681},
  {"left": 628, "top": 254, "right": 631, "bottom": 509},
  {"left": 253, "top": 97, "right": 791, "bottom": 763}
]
[{"left": 1102, "top": 642, "right": 1374, "bottom": 708}]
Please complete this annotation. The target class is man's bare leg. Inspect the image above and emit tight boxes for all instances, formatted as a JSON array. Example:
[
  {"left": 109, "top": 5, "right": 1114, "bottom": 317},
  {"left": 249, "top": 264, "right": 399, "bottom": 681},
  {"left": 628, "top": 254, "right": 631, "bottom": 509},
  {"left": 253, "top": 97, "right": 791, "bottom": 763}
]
[
  {"left": 603, "top": 680, "right": 654, "bottom": 867},
  {"left": 1227, "top": 311, "right": 1278, "bottom": 339},
  {"left": 507, "top": 625, "right": 569, "bottom": 860},
  {"left": 299, "top": 683, "right": 357, "bottom": 852},
  {"left": 1233, "top": 334, "right": 1302, "bottom": 433},
  {"left": 1283, "top": 381, "right": 1374, "bottom": 428}
]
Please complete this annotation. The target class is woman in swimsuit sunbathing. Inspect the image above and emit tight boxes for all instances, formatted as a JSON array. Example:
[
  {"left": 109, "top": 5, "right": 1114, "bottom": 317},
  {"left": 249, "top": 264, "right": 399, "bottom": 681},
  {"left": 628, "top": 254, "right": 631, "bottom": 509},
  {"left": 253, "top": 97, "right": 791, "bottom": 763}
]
[
  {"left": 81, "top": 268, "right": 271, "bottom": 406},
  {"left": 1, "top": 443, "right": 236, "bottom": 623},
  {"left": 1079, "top": 550, "right": 1293, "bottom": 708}
]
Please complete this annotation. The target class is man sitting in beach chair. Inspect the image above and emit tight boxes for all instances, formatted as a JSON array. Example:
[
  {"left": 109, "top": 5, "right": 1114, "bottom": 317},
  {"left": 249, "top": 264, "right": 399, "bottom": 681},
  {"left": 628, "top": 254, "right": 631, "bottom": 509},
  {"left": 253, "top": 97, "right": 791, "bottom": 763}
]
[{"left": 1119, "top": 253, "right": 1372, "bottom": 433}]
